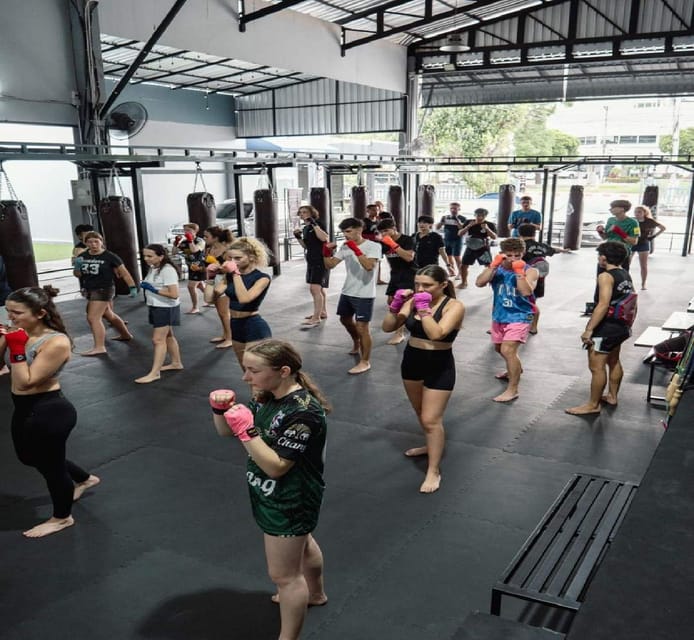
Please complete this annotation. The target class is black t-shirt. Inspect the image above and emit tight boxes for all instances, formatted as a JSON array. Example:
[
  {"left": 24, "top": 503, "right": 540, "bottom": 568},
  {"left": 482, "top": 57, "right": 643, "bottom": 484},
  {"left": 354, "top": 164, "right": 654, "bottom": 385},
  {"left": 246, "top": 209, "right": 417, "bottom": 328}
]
[
  {"left": 362, "top": 218, "right": 378, "bottom": 239},
  {"left": 413, "top": 231, "right": 444, "bottom": 267},
  {"left": 301, "top": 219, "right": 328, "bottom": 264},
  {"left": 440, "top": 214, "right": 467, "bottom": 241},
  {"left": 522, "top": 239, "right": 556, "bottom": 262},
  {"left": 383, "top": 233, "right": 416, "bottom": 274},
  {"left": 465, "top": 221, "right": 497, "bottom": 249},
  {"left": 78, "top": 250, "right": 124, "bottom": 290}
]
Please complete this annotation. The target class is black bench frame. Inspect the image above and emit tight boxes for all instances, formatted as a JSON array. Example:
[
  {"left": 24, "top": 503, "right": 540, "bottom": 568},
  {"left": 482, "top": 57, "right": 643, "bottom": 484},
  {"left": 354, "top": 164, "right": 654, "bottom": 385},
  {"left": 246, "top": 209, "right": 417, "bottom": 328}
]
[{"left": 491, "top": 474, "right": 637, "bottom": 622}]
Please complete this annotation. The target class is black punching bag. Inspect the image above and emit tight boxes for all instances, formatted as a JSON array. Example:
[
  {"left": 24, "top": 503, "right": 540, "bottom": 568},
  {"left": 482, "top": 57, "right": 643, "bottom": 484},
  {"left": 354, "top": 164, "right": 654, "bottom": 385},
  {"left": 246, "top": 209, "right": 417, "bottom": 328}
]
[
  {"left": 497, "top": 184, "right": 516, "bottom": 237},
  {"left": 254, "top": 189, "right": 279, "bottom": 274},
  {"left": 564, "top": 185, "right": 584, "bottom": 251},
  {"left": 388, "top": 185, "right": 404, "bottom": 231},
  {"left": 0, "top": 200, "right": 38, "bottom": 289},
  {"left": 351, "top": 185, "right": 367, "bottom": 220},
  {"left": 417, "top": 184, "right": 435, "bottom": 216},
  {"left": 643, "top": 185, "right": 659, "bottom": 217},
  {"left": 99, "top": 196, "right": 141, "bottom": 294},
  {"left": 310, "top": 187, "right": 330, "bottom": 228},
  {"left": 187, "top": 192, "right": 216, "bottom": 233}
]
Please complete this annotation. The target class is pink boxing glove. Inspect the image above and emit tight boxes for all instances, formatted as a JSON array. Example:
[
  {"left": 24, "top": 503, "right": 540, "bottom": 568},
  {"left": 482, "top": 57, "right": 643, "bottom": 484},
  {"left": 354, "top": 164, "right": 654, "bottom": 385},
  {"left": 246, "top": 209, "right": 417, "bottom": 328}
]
[
  {"left": 413, "top": 292, "right": 433, "bottom": 316},
  {"left": 209, "top": 389, "right": 236, "bottom": 415},
  {"left": 610, "top": 225, "right": 629, "bottom": 240},
  {"left": 388, "top": 289, "right": 410, "bottom": 314},
  {"left": 512, "top": 260, "right": 526, "bottom": 275},
  {"left": 221, "top": 260, "right": 239, "bottom": 275},
  {"left": 223, "top": 404, "right": 259, "bottom": 442},
  {"left": 2, "top": 328, "right": 29, "bottom": 363}
]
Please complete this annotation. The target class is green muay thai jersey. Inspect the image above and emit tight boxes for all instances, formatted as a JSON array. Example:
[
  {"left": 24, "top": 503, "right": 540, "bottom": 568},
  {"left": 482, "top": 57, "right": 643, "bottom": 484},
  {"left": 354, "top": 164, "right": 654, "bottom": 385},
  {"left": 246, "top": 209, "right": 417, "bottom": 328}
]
[{"left": 247, "top": 388, "right": 327, "bottom": 536}]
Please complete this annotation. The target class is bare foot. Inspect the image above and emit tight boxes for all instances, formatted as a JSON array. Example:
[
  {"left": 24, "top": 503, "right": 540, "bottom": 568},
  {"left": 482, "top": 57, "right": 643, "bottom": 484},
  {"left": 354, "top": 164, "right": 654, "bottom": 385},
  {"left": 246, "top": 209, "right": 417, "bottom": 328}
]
[
  {"left": 302, "top": 318, "right": 321, "bottom": 327},
  {"left": 419, "top": 471, "right": 441, "bottom": 494},
  {"left": 387, "top": 334, "right": 405, "bottom": 345},
  {"left": 405, "top": 446, "right": 427, "bottom": 457},
  {"left": 600, "top": 395, "right": 618, "bottom": 406},
  {"left": 348, "top": 343, "right": 361, "bottom": 355},
  {"left": 81, "top": 348, "right": 107, "bottom": 357},
  {"left": 0, "top": 364, "right": 9, "bottom": 376},
  {"left": 215, "top": 340, "right": 234, "bottom": 349},
  {"left": 23, "top": 516, "right": 74, "bottom": 538},
  {"left": 495, "top": 371, "right": 509, "bottom": 380},
  {"left": 348, "top": 361, "right": 371, "bottom": 375},
  {"left": 271, "top": 593, "right": 328, "bottom": 606},
  {"left": 456, "top": 283, "right": 468, "bottom": 289},
  {"left": 160, "top": 363, "right": 184, "bottom": 371},
  {"left": 493, "top": 391, "right": 519, "bottom": 403},
  {"left": 209, "top": 336, "right": 225, "bottom": 343},
  {"left": 135, "top": 374, "right": 161, "bottom": 384},
  {"left": 73, "top": 475, "right": 100, "bottom": 501},
  {"left": 185, "top": 309, "right": 201, "bottom": 314},
  {"left": 110, "top": 334, "right": 133, "bottom": 341},
  {"left": 565, "top": 404, "right": 601, "bottom": 415}
]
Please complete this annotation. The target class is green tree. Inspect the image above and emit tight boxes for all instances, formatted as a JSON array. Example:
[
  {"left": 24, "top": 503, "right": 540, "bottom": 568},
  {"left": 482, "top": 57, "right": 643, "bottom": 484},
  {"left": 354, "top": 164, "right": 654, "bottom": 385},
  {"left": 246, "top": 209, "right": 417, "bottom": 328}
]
[
  {"left": 549, "top": 130, "right": 580, "bottom": 156},
  {"left": 660, "top": 127, "right": 694, "bottom": 155},
  {"left": 512, "top": 105, "right": 555, "bottom": 157}
]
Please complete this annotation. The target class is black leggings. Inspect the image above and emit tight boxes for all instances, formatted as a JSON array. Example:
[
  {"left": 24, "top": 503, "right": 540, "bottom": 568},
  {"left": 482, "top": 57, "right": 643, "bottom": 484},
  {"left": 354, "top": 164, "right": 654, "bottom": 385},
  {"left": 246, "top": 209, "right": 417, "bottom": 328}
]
[{"left": 11, "top": 391, "right": 90, "bottom": 519}]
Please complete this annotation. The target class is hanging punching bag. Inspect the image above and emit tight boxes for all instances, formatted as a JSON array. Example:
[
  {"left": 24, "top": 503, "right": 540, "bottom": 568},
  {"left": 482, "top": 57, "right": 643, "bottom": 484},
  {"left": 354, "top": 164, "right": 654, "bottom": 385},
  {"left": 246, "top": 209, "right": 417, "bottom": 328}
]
[
  {"left": 417, "top": 184, "right": 435, "bottom": 216},
  {"left": 563, "top": 185, "right": 584, "bottom": 251},
  {"left": 498, "top": 184, "right": 516, "bottom": 237},
  {"left": 0, "top": 200, "right": 38, "bottom": 289},
  {"left": 310, "top": 187, "right": 331, "bottom": 235},
  {"left": 254, "top": 188, "right": 279, "bottom": 275},
  {"left": 99, "top": 196, "right": 141, "bottom": 294},
  {"left": 351, "top": 185, "right": 367, "bottom": 220},
  {"left": 388, "top": 185, "right": 404, "bottom": 231},
  {"left": 643, "top": 185, "right": 659, "bottom": 217},
  {"left": 187, "top": 192, "right": 216, "bottom": 234}
]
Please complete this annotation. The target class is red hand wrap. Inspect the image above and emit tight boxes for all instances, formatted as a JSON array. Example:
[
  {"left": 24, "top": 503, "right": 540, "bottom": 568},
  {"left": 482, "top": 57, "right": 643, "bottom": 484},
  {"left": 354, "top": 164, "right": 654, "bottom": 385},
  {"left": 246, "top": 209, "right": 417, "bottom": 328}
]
[
  {"left": 345, "top": 240, "right": 363, "bottom": 257},
  {"left": 3, "top": 328, "right": 29, "bottom": 363}
]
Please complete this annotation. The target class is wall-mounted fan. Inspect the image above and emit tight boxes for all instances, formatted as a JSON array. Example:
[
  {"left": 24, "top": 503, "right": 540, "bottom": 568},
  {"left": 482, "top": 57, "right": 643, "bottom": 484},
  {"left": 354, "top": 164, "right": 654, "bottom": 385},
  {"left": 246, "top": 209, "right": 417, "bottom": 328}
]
[{"left": 106, "top": 102, "right": 148, "bottom": 139}]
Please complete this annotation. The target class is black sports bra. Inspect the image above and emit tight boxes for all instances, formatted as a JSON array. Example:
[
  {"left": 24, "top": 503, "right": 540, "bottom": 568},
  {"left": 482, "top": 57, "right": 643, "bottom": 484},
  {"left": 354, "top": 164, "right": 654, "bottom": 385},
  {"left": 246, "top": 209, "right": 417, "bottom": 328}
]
[{"left": 404, "top": 297, "right": 458, "bottom": 343}]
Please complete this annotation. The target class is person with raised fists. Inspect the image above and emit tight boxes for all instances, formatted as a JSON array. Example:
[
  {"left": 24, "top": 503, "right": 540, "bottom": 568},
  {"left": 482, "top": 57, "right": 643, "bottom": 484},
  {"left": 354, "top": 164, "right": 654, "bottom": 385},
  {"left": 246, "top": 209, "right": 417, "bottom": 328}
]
[
  {"left": 476, "top": 238, "right": 539, "bottom": 403},
  {"left": 1, "top": 286, "right": 100, "bottom": 538},
  {"left": 323, "top": 218, "right": 382, "bottom": 375},
  {"left": 209, "top": 339, "right": 329, "bottom": 640},
  {"left": 382, "top": 265, "right": 464, "bottom": 494}
]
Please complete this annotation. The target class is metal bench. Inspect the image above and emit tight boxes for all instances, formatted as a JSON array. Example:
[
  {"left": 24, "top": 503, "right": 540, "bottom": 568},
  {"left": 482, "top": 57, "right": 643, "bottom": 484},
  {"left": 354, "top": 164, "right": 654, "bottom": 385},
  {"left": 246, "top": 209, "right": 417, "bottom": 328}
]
[{"left": 490, "top": 475, "right": 637, "bottom": 626}]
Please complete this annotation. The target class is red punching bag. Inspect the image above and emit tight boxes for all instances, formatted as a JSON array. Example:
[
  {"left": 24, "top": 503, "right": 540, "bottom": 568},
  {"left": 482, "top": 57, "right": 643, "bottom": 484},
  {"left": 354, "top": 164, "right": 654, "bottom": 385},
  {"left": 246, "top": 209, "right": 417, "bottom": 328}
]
[
  {"left": 0, "top": 200, "right": 38, "bottom": 289},
  {"left": 187, "top": 192, "right": 216, "bottom": 233},
  {"left": 99, "top": 196, "right": 141, "bottom": 294},
  {"left": 254, "top": 188, "right": 279, "bottom": 274}
]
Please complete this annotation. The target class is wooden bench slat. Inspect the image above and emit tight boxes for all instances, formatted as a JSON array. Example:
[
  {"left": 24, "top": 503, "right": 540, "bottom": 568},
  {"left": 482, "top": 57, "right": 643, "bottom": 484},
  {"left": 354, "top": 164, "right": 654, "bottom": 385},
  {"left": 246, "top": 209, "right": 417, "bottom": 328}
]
[
  {"left": 544, "top": 481, "right": 622, "bottom": 598},
  {"left": 523, "top": 479, "right": 604, "bottom": 592},
  {"left": 505, "top": 476, "right": 592, "bottom": 586}
]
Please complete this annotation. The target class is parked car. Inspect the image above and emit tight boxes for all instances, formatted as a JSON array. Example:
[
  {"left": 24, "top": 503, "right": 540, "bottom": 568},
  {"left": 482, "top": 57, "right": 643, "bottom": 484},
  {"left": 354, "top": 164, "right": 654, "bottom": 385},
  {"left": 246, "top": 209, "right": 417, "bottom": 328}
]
[
  {"left": 457, "top": 192, "right": 522, "bottom": 220},
  {"left": 166, "top": 199, "right": 254, "bottom": 245},
  {"left": 550, "top": 211, "right": 605, "bottom": 247}
]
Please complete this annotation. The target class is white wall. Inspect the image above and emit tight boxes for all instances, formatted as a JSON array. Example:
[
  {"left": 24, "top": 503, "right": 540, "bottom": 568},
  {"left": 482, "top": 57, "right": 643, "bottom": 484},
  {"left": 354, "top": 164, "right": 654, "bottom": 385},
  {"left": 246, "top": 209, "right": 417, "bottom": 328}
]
[
  {"left": 0, "top": 0, "right": 78, "bottom": 126},
  {"left": 98, "top": 0, "right": 407, "bottom": 93},
  {"left": 0, "top": 124, "right": 77, "bottom": 242}
]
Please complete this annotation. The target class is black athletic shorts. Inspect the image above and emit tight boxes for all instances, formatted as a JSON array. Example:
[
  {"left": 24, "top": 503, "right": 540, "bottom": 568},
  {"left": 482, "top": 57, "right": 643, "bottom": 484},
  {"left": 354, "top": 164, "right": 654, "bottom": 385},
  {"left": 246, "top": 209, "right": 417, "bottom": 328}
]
[
  {"left": 386, "top": 270, "right": 416, "bottom": 297},
  {"left": 591, "top": 319, "right": 631, "bottom": 354},
  {"left": 306, "top": 262, "right": 330, "bottom": 288},
  {"left": 462, "top": 247, "right": 492, "bottom": 266},
  {"left": 401, "top": 344, "right": 456, "bottom": 391}
]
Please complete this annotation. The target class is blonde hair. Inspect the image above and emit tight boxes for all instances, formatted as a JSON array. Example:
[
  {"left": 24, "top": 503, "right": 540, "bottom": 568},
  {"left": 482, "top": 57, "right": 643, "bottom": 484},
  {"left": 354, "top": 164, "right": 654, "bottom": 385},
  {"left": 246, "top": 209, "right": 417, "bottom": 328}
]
[
  {"left": 228, "top": 236, "right": 270, "bottom": 267},
  {"left": 246, "top": 339, "right": 332, "bottom": 413},
  {"left": 634, "top": 205, "right": 653, "bottom": 219}
]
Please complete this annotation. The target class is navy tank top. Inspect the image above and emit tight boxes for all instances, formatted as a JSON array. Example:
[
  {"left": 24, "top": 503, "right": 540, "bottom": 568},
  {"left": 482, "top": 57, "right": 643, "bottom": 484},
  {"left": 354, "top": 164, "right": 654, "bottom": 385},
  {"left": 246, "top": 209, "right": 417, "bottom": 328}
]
[{"left": 226, "top": 269, "right": 271, "bottom": 312}]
